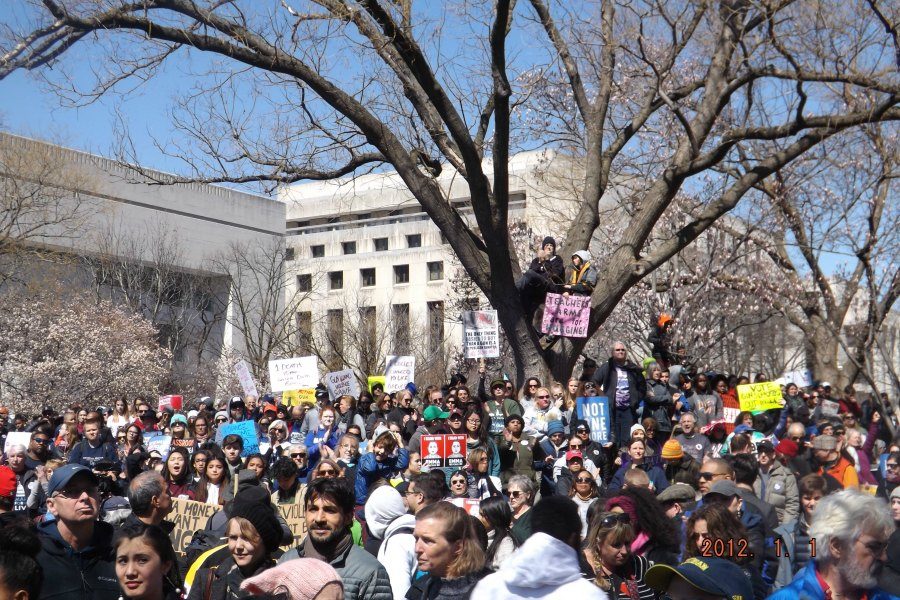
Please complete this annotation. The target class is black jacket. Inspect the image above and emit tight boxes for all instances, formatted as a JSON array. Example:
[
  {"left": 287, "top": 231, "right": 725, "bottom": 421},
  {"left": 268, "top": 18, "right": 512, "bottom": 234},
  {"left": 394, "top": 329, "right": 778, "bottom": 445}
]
[
  {"left": 35, "top": 519, "right": 119, "bottom": 600},
  {"left": 591, "top": 358, "right": 647, "bottom": 443}
]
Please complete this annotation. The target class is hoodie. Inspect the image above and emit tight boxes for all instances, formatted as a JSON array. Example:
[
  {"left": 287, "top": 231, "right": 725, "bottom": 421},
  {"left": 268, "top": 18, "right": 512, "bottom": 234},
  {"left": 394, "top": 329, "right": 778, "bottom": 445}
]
[
  {"left": 364, "top": 485, "right": 418, "bottom": 599},
  {"left": 471, "top": 532, "right": 609, "bottom": 600},
  {"left": 35, "top": 519, "right": 120, "bottom": 600}
]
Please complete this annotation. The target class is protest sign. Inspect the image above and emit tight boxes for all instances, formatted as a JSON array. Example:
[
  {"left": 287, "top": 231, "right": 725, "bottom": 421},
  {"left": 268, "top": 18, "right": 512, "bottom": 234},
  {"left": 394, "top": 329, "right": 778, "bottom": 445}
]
[
  {"left": 235, "top": 360, "right": 260, "bottom": 398},
  {"left": 449, "top": 498, "right": 481, "bottom": 517},
  {"left": 168, "top": 497, "right": 219, "bottom": 554},
  {"left": 277, "top": 503, "right": 307, "bottom": 551},
  {"left": 737, "top": 382, "right": 784, "bottom": 413},
  {"left": 576, "top": 397, "right": 610, "bottom": 445},
  {"left": 217, "top": 421, "right": 259, "bottom": 457},
  {"left": 782, "top": 369, "right": 813, "bottom": 388},
  {"left": 420, "top": 434, "right": 468, "bottom": 470},
  {"left": 462, "top": 310, "right": 500, "bottom": 359},
  {"left": 282, "top": 389, "right": 316, "bottom": 406},
  {"left": 171, "top": 438, "right": 196, "bottom": 455},
  {"left": 385, "top": 355, "right": 415, "bottom": 392},
  {"left": 145, "top": 433, "right": 172, "bottom": 460},
  {"left": 3, "top": 431, "right": 31, "bottom": 455},
  {"left": 325, "top": 369, "right": 361, "bottom": 400},
  {"left": 540, "top": 293, "right": 591, "bottom": 338},
  {"left": 367, "top": 376, "right": 386, "bottom": 393},
  {"left": 268, "top": 356, "right": 318, "bottom": 392},
  {"left": 820, "top": 399, "right": 840, "bottom": 417},
  {"left": 158, "top": 395, "right": 183, "bottom": 411}
]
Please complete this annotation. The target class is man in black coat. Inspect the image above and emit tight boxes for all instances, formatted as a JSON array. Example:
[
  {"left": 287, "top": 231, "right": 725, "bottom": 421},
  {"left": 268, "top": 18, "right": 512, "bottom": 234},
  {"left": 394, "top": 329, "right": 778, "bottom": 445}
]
[
  {"left": 516, "top": 236, "right": 565, "bottom": 321},
  {"left": 591, "top": 342, "right": 647, "bottom": 447}
]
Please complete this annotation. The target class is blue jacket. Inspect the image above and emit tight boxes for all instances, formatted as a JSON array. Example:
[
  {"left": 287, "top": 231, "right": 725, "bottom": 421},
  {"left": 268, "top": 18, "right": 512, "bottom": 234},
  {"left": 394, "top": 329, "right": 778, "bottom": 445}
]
[
  {"left": 305, "top": 426, "right": 340, "bottom": 469},
  {"left": 607, "top": 461, "right": 669, "bottom": 493},
  {"left": 766, "top": 562, "right": 899, "bottom": 600},
  {"left": 67, "top": 439, "right": 120, "bottom": 470},
  {"left": 354, "top": 449, "right": 409, "bottom": 504}
]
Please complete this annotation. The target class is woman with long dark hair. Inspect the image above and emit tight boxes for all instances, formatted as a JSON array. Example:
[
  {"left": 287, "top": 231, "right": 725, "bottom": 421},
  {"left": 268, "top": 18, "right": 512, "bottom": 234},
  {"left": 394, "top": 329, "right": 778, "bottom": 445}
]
[
  {"left": 583, "top": 511, "right": 660, "bottom": 599},
  {"left": 194, "top": 448, "right": 231, "bottom": 506},
  {"left": 0, "top": 522, "right": 42, "bottom": 600},
  {"left": 605, "top": 486, "right": 680, "bottom": 566},
  {"left": 161, "top": 446, "right": 195, "bottom": 499},
  {"left": 463, "top": 407, "right": 500, "bottom": 478},
  {"left": 479, "top": 496, "right": 518, "bottom": 569},
  {"left": 114, "top": 524, "right": 182, "bottom": 600}
]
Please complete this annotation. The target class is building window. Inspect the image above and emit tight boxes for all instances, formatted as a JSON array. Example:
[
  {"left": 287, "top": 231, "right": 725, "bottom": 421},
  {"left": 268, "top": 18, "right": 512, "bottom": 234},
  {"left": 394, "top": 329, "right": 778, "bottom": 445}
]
[
  {"left": 394, "top": 265, "right": 409, "bottom": 284},
  {"left": 342, "top": 241, "right": 356, "bottom": 255},
  {"left": 427, "top": 261, "right": 444, "bottom": 281},
  {"left": 360, "top": 268, "right": 376, "bottom": 287},
  {"left": 326, "top": 309, "right": 344, "bottom": 372},
  {"left": 311, "top": 245, "right": 325, "bottom": 258},
  {"left": 406, "top": 234, "right": 422, "bottom": 248},
  {"left": 359, "top": 306, "right": 377, "bottom": 374},
  {"left": 297, "top": 274, "right": 312, "bottom": 292},
  {"left": 428, "top": 301, "right": 444, "bottom": 354},
  {"left": 329, "top": 271, "right": 343, "bottom": 290},
  {"left": 374, "top": 238, "right": 389, "bottom": 251},
  {"left": 393, "top": 304, "right": 410, "bottom": 355},
  {"left": 284, "top": 247, "right": 295, "bottom": 261},
  {"left": 296, "top": 311, "right": 312, "bottom": 355}
]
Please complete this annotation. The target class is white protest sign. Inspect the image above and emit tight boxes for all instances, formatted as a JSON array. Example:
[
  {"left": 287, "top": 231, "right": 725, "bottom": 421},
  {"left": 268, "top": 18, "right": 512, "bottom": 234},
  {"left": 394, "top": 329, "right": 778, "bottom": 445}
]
[
  {"left": 782, "top": 369, "right": 813, "bottom": 388},
  {"left": 462, "top": 310, "right": 500, "bottom": 359},
  {"left": 3, "top": 431, "right": 31, "bottom": 455},
  {"left": 235, "top": 360, "right": 259, "bottom": 398},
  {"left": 268, "top": 356, "right": 319, "bottom": 392},
  {"left": 385, "top": 355, "right": 415, "bottom": 392},
  {"left": 325, "top": 369, "right": 361, "bottom": 400}
]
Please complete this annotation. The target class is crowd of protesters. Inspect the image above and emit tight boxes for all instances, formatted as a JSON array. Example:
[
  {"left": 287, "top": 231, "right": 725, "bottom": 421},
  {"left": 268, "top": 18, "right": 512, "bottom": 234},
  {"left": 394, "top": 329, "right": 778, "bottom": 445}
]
[{"left": 0, "top": 339, "right": 899, "bottom": 600}]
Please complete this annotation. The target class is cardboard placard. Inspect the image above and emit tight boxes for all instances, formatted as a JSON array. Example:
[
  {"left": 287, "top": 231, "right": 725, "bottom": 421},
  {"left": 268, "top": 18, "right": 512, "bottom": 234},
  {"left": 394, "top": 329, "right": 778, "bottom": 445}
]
[
  {"left": 283, "top": 389, "right": 316, "bottom": 407},
  {"left": 540, "top": 293, "right": 591, "bottom": 338},
  {"left": 3, "top": 431, "right": 31, "bottom": 455},
  {"left": 737, "top": 382, "right": 784, "bottom": 413},
  {"left": 420, "top": 434, "right": 467, "bottom": 469},
  {"left": 324, "top": 369, "right": 361, "bottom": 400},
  {"left": 576, "top": 397, "right": 610, "bottom": 445},
  {"left": 235, "top": 360, "right": 260, "bottom": 398},
  {"left": 462, "top": 310, "right": 500, "bottom": 359},
  {"left": 158, "top": 395, "right": 183, "bottom": 411},
  {"left": 277, "top": 502, "right": 307, "bottom": 550},
  {"left": 820, "top": 399, "right": 840, "bottom": 417},
  {"left": 385, "top": 355, "right": 415, "bottom": 393},
  {"left": 217, "top": 421, "right": 259, "bottom": 457},
  {"left": 782, "top": 369, "right": 813, "bottom": 388},
  {"left": 268, "top": 356, "right": 319, "bottom": 393},
  {"left": 171, "top": 438, "right": 196, "bottom": 455},
  {"left": 168, "top": 497, "right": 220, "bottom": 554}
]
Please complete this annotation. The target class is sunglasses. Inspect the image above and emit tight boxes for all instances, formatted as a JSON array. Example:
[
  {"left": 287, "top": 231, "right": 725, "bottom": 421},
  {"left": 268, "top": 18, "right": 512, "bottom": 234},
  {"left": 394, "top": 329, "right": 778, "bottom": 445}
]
[
  {"left": 508, "top": 490, "right": 524, "bottom": 498},
  {"left": 569, "top": 443, "right": 583, "bottom": 449},
  {"left": 32, "top": 438, "right": 50, "bottom": 445},
  {"left": 317, "top": 468, "right": 336, "bottom": 475},
  {"left": 290, "top": 453, "right": 307, "bottom": 458},
  {"left": 599, "top": 513, "right": 630, "bottom": 527},
  {"left": 575, "top": 476, "right": 593, "bottom": 483},
  {"left": 450, "top": 479, "right": 466, "bottom": 485},
  {"left": 536, "top": 394, "right": 550, "bottom": 399},
  {"left": 528, "top": 384, "right": 538, "bottom": 388},
  {"left": 886, "top": 463, "right": 899, "bottom": 469},
  {"left": 698, "top": 472, "right": 723, "bottom": 480},
  {"left": 216, "top": 418, "right": 227, "bottom": 423}
]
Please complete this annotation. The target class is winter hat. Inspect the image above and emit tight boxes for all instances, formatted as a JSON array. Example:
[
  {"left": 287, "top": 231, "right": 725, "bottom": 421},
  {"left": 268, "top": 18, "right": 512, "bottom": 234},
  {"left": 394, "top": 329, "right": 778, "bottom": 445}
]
[
  {"left": 231, "top": 492, "right": 282, "bottom": 554},
  {"left": 890, "top": 486, "right": 900, "bottom": 501},
  {"left": 661, "top": 439, "right": 684, "bottom": 460},
  {"left": 630, "top": 423, "right": 646, "bottom": 438},
  {"left": 605, "top": 496, "right": 639, "bottom": 531},
  {"left": 240, "top": 558, "right": 343, "bottom": 599},
  {"left": 170, "top": 413, "right": 188, "bottom": 426},
  {"left": 214, "top": 410, "right": 229, "bottom": 422},
  {"left": 542, "top": 236, "right": 556, "bottom": 250},
  {"left": 775, "top": 438, "right": 799, "bottom": 458},
  {"left": 546, "top": 420, "right": 565, "bottom": 436},
  {"left": 364, "top": 485, "right": 407, "bottom": 540}
]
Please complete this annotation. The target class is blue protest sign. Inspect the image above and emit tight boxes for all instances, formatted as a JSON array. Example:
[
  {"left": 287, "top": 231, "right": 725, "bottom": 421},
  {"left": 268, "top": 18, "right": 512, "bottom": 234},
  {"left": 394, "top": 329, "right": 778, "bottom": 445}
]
[
  {"left": 576, "top": 396, "right": 610, "bottom": 445},
  {"left": 217, "top": 421, "right": 259, "bottom": 457}
]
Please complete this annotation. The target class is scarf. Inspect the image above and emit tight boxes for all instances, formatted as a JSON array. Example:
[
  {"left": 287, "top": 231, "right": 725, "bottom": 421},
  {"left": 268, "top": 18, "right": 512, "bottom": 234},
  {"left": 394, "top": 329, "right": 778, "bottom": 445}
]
[{"left": 302, "top": 530, "right": 353, "bottom": 564}]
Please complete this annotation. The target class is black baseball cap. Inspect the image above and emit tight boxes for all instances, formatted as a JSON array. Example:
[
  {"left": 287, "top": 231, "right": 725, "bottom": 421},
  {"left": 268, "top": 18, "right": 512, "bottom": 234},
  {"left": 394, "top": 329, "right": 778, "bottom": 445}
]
[{"left": 645, "top": 557, "right": 754, "bottom": 599}]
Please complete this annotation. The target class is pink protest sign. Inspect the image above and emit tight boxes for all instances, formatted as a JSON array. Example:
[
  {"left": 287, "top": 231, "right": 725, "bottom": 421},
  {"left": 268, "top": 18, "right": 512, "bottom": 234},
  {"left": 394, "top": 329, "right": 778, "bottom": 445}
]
[{"left": 540, "top": 293, "right": 591, "bottom": 338}]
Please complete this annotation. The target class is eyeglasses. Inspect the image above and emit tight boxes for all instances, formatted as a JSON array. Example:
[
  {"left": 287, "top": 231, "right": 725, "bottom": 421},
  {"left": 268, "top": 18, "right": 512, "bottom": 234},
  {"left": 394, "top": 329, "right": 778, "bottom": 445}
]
[
  {"left": 55, "top": 485, "right": 99, "bottom": 500},
  {"left": 216, "top": 418, "right": 227, "bottom": 423},
  {"left": 575, "top": 477, "right": 593, "bottom": 483},
  {"left": 536, "top": 394, "right": 550, "bottom": 399},
  {"left": 576, "top": 428, "right": 589, "bottom": 434},
  {"left": 569, "top": 443, "right": 583, "bottom": 449},
  {"left": 698, "top": 472, "right": 724, "bottom": 480},
  {"left": 405, "top": 489, "right": 422, "bottom": 496},
  {"left": 886, "top": 463, "right": 899, "bottom": 470},
  {"left": 317, "top": 468, "right": 336, "bottom": 476},
  {"left": 290, "top": 453, "right": 307, "bottom": 459},
  {"left": 505, "top": 386, "right": 514, "bottom": 391},
  {"left": 528, "top": 384, "right": 538, "bottom": 388},
  {"left": 508, "top": 490, "right": 524, "bottom": 498},
  {"left": 467, "top": 419, "right": 481, "bottom": 425},
  {"left": 450, "top": 479, "right": 466, "bottom": 486},
  {"left": 599, "top": 513, "right": 630, "bottom": 527}
]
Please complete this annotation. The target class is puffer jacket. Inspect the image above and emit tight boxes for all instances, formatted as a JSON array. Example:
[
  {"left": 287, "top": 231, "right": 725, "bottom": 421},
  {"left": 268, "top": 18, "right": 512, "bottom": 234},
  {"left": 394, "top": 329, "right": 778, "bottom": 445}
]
[
  {"left": 279, "top": 538, "right": 393, "bottom": 600},
  {"left": 768, "top": 561, "right": 897, "bottom": 600},
  {"left": 753, "top": 461, "right": 799, "bottom": 524},
  {"left": 645, "top": 379, "right": 673, "bottom": 433},
  {"left": 35, "top": 519, "right": 120, "bottom": 600},
  {"left": 354, "top": 448, "right": 410, "bottom": 504},
  {"left": 470, "top": 532, "right": 609, "bottom": 600}
]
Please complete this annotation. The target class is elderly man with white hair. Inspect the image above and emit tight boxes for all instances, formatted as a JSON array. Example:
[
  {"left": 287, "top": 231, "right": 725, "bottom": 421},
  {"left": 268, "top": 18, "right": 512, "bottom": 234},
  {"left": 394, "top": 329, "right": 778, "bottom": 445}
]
[
  {"left": 5, "top": 444, "right": 36, "bottom": 512},
  {"left": 768, "top": 489, "right": 895, "bottom": 600}
]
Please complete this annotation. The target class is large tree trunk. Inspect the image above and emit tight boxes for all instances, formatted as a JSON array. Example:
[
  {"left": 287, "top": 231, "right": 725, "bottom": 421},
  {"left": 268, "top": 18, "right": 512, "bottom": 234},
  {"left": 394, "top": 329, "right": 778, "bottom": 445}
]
[{"left": 806, "top": 316, "right": 843, "bottom": 387}]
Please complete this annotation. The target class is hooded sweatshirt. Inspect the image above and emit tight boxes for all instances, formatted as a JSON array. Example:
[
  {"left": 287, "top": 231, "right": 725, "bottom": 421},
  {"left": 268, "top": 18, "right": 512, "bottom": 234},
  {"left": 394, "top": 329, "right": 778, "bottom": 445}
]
[
  {"left": 471, "top": 532, "right": 609, "bottom": 600},
  {"left": 364, "top": 485, "right": 418, "bottom": 599}
]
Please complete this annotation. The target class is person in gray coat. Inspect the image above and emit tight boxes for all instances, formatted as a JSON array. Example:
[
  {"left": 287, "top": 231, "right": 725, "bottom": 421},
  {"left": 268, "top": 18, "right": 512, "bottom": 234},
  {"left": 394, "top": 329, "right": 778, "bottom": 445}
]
[{"left": 278, "top": 478, "right": 392, "bottom": 600}]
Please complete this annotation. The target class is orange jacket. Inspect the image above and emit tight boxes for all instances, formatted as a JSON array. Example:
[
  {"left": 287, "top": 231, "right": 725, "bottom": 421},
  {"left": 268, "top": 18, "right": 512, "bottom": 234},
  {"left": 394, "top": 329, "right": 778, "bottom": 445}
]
[{"left": 821, "top": 456, "right": 859, "bottom": 490}]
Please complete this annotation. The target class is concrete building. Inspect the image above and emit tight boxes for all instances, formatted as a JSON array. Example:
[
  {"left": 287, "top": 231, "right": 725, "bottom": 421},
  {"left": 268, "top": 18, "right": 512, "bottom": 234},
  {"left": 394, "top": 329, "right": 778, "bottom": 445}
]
[{"left": 0, "top": 132, "right": 285, "bottom": 383}]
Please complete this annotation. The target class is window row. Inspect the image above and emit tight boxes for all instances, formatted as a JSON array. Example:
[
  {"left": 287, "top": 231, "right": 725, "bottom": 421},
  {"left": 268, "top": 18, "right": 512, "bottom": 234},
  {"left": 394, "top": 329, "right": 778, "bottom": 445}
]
[
  {"left": 308, "top": 234, "right": 422, "bottom": 259},
  {"left": 297, "top": 261, "right": 443, "bottom": 291}
]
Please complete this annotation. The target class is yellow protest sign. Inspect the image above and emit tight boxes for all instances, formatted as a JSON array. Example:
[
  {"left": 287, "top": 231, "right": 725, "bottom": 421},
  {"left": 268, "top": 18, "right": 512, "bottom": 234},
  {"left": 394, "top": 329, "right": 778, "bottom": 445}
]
[
  {"left": 277, "top": 502, "right": 307, "bottom": 550},
  {"left": 283, "top": 389, "right": 316, "bottom": 406},
  {"left": 168, "top": 497, "right": 220, "bottom": 554},
  {"left": 737, "top": 382, "right": 784, "bottom": 413}
]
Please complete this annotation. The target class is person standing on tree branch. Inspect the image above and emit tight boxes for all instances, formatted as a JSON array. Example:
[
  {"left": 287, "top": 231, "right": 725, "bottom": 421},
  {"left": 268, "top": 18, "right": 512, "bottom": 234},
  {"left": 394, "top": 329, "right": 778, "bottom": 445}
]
[{"left": 516, "top": 236, "right": 565, "bottom": 322}]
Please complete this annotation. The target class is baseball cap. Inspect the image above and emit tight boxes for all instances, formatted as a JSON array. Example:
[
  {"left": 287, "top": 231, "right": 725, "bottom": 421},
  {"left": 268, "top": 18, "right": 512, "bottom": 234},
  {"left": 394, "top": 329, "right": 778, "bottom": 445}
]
[
  {"left": 47, "top": 464, "right": 99, "bottom": 497},
  {"left": 0, "top": 466, "right": 16, "bottom": 499},
  {"left": 756, "top": 440, "right": 775, "bottom": 454},
  {"left": 262, "top": 403, "right": 278, "bottom": 414},
  {"left": 706, "top": 480, "right": 741, "bottom": 499},
  {"left": 565, "top": 450, "right": 583, "bottom": 462},
  {"left": 820, "top": 381, "right": 832, "bottom": 388},
  {"left": 490, "top": 379, "right": 505, "bottom": 389},
  {"left": 645, "top": 557, "right": 754, "bottom": 599},
  {"left": 423, "top": 406, "right": 450, "bottom": 421},
  {"left": 447, "top": 410, "right": 464, "bottom": 420},
  {"left": 230, "top": 396, "right": 245, "bottom": 408}
]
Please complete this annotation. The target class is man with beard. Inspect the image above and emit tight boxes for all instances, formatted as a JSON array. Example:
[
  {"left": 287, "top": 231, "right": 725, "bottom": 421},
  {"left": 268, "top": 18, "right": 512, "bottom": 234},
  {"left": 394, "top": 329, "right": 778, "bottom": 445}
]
[
  {"left": 768, "top": 489, "right": 894, "bottom": 600},
  {"left": 278, "top": 478, "right": 392, "bottom": 600}
]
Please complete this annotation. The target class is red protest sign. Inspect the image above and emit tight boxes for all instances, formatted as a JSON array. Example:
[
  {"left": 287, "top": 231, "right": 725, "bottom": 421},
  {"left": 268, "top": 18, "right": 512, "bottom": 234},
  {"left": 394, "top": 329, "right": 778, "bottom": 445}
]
[
  {"left": 421, "top": 434, "right": 468, "bottom": 469},
  {"left": 159, "top": 395, "right": 183, "bottom": 411}
]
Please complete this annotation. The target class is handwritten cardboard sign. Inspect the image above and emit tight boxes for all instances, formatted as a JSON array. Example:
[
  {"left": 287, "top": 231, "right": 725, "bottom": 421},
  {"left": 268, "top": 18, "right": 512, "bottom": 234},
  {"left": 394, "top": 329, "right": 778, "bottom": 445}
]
[
  {"left": 325, "top": 369, "right": 361, "bottom": 400},
  {"left": 235, "top": 360, "right": 260, "bottom": 398},
  {"left": 277, "top": 502, "right": 307, "bottom": 550},
  {"left": 385, "top": 355, "right": 415, "bottom": 393},
  {"left": 462, "top": 310, "right": 500, "bottom": 359},
  {"left": 420, "top": 434, "right": 468, "bottom": 470},
  {"left": 737, "top": 382, "right": 784, "bottom": 413},
  {"left": 268, "top": 356, "right": 318, "bottom": 392},
  {"left": 168, "top": 497, "right": 219, "bottom": 554},
  {"left": 540, "top": 293, "right": 590, "bottom": 338}
]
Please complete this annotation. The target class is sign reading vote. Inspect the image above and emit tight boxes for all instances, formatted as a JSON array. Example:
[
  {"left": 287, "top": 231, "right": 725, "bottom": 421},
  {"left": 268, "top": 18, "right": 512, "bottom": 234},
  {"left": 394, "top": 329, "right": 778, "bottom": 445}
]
[
  {"left": 268, "top": 356, "right": 318, "bottom": 392},
  {"left": 462, "top": 310, "right": 500, "bottom": 359},
  {"left": 737, "top": 382, "right": 783, "bottom": 413},
  {"left": 420, "top": 434, "right": 468, "bottom": 470},
  {"left": 385, "top": 355, "right": 415, "bottom": 393},
  {"left": 168, "top": 497, "right": 219, "bottom": 554},
  {"left": 576, "top": 396, "right": 610, "bottom": 445},
  {"left": 325, "top": 369, "right": 361, "bottom": 400},
  {"left": 541, "top": 293, "right": 591, "bottom": 338}
]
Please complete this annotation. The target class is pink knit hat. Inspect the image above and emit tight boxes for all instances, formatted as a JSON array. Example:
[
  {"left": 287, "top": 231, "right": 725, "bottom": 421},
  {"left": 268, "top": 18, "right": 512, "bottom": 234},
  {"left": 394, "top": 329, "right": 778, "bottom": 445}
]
[{"left": 240, "top": 558, "right": 343, "bottom": 599}]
